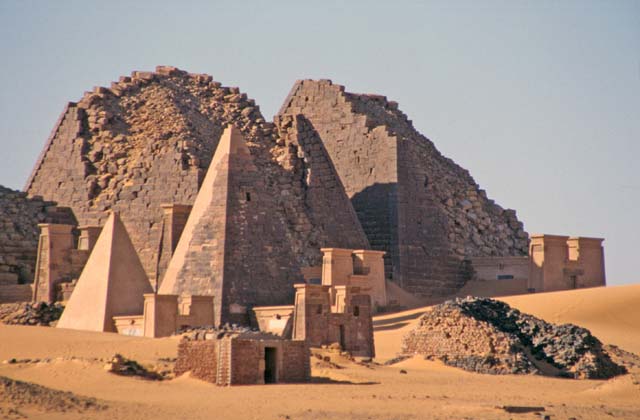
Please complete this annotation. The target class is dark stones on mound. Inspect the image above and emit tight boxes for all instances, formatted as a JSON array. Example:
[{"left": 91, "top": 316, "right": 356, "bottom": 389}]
[
  {"left": 401, "top": 296, "right": 627, "bottom": 379},
  {"left": 0, "top": 302, "right": 64, "bottom": 326}
]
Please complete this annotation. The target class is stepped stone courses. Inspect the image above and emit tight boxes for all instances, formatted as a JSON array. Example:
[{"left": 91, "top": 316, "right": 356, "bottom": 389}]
[
  {"left": 0, "top": 186, "right": 75, "bottom": 303},
  {"left": 402, "top": 297, "right": 626, "bottom": 379},
  {"left": 158, "top": 126, "right": 339, "bottom": 325},
  {"left": 19, "top": 66, "right": 530, "bottom": 304},
  {"left": 25, "top": 67, "right": 368, "bottom": 291},
  {"left": 277, "top": 80, "right": 528, "bottom": 296}
]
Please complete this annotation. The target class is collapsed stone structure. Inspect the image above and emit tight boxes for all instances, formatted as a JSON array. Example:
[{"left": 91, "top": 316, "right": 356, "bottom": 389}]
[
  {"left": 51, "top": 127, "right": 378, "bottom": 362},
  {"left": 0, "top": 186, "right": 74, "bottom": 303},
  {"left": 23, "top": 67, "right": 368, "bottom": 298},
  {"left": 277, "top": 80, "right": 529, "bottom": 295},
  {"left": 18, "top": 66, "right": 531, "bottom": 304},
  {"left": 0, "top": 301, "right": 63, "bottom": 326},
  {"left": 0, "top": 66, "right": 608, "bottom": 312},
  {"left": 402, "top": 297, "right": 626, "bottom": 379}
]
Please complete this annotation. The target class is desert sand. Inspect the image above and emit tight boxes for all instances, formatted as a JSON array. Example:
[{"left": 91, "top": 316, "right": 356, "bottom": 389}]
[{"left": 1, "top": 284, "right": 639, "bottom": 419}]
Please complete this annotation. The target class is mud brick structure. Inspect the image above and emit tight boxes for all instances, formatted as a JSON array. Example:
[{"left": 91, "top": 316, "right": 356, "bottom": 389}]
[
  {"left": 113, "top": 293, "right": 215, "bottom": 337},
  {"left": 174, "top": 329, "right": 310, "bottom": 385},
  {"left": 529, "top": 235, "right": 605, "bottom": 292},
  {"left": 277, "top": 80, "right": 529, "bottom": 296}
]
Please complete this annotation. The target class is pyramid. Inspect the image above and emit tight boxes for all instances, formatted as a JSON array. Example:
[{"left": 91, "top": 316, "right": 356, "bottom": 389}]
[
  {"left": 56, "top": 212, "right": 153, "bottom": 332},
  {"left": 159, "top": 125, "right": 299, "bottom": 326}
]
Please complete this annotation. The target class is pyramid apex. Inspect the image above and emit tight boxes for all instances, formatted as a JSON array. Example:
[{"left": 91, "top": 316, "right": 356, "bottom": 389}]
[
  {"left": 56, "top": 211, "right": 152, "bottom": 333},
  {"left": 216, "top": 124, "right": 250, "bottom": 158}
]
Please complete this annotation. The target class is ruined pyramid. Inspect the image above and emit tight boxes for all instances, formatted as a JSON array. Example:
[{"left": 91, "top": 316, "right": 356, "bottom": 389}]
[
  {"left": 277, "top": 80, "right": 529, "bottom": 295},
  {"left": 56, "top": 212, "right": 152, "bottom": 332},
  {"left": 25, "top": 66, "right": 528, "bottom": 301},
  {"left": 25, "top": 67, "right": 369, "bottom": 289}
]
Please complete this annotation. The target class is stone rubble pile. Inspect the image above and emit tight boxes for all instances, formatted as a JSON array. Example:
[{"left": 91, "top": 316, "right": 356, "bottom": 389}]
[
  {"left": 402, "top": 297, "right": 626, "bottom": 379},
  {"left": 0, "top": 375, "right": 106, "bottom": 413},
  {"left": 103, "top": 354, "right": 165, "bottom": 380},
  {"left": 0, "top": 302, "right": 64, "bottom": 326},
  {"left": 179, "top": 324, "right": 281, "bottom": 341},
  {"left": 75, "top": 67, "right": 272, "bottom": 207}
]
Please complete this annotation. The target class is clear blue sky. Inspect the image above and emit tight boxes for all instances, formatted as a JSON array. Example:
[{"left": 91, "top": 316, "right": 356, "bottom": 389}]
[{"left": 1, "top": 1, "right": 638, "bottom": 285}]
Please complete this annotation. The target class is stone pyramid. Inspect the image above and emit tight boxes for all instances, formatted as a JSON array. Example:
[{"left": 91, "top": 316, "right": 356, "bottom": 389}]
[
  {"left": 159, "top": 125, "right": 300, "bottom": 326},
  {"left": 56, "top": 212, "right": 152, "bottom": 332},
  {"left": 25, "top": 68, "right": 369, "bottom": 290}
]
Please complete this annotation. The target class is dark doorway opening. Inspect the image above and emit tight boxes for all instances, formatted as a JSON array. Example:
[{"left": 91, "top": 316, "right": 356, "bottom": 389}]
[
  {"left": 339, "top": 325, "right": 346, "bottom": 350},
  {"left": 570, "top": 275, "right": 577, "bottom": 289},
  {"left": 264, "top": 347, "right": 277, "bottom": 384}
]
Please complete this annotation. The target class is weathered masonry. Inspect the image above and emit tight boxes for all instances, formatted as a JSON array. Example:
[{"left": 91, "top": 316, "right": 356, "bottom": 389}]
[
  {"left": 2, "top": 66, "right": 606, "bottom": 308},
  {"left": 277, "top": 80, "right": 529, "bottom": 297}
]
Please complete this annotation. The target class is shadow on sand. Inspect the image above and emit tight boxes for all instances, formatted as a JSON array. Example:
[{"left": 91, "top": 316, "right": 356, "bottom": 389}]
[
  {"left": 310, "top": 377, "right": 379, "bottom": 385},
  {"left": 372, "top": 311, "right": 426, "bottom": 328},
  {"left": 373, "top": 322, "right": 410, "bottom": 332}
]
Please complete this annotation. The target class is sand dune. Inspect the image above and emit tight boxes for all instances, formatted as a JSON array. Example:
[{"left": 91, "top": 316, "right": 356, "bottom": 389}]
[
  {"left": 501, "top": 284, "right": 640, "bottom": 354},
  {"left": 1, "top": 284, "right": 639, "bottom": 419}
]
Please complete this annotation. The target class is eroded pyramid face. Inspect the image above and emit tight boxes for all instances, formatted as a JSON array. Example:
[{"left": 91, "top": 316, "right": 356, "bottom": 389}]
[{"left": 25, "top": 68, "right": 369, "bottom": 303}]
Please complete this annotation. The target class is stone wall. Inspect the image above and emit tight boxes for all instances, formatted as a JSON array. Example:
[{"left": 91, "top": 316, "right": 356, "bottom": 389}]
[
  {"left": 230, "top": 338, "right": 261, "bottom": 385},
  {"left": 277, "top": 80, "right": 529, "bottom": 297},
  {"left": 277, "top": 81, "right": 398, "bottom": 278},
  {"left": 0, "top": 185, "right": 75, "bottom": 303},
  {"left": 24, "top": 68, "right": 531, "bottom": 302},
  {"left": 25, "top": 67, "right": 369, "bottom": 297},
  {"left": 274, "top": 114, "right": 371, "bottom": 253},
  {"left": 279, "top": 341, "right": 310, "bottom": 383},
  {"left": 292, "top": 284, "right": 374, "bottom": 357},
  {"left": 174, "top": 338, "right": 218, "bottom": 383},
  {"left": 174, "top": 330, "right": 310, "bottom": 385}
]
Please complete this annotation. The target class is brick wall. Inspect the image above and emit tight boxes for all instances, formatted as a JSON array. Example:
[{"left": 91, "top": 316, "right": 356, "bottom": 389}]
[
  {"left": 230, "top": 339, "right": 261, "bottom": 385},
  {"left": 293, "top": 285, "right": 374, "bottom": 357},
  {"left": 281, "top": 341, "right": 310, "bottom": 382},
  {"left": 175, "top": 334, "right": 310, "bottom": 385},
  {"left": 174, "top": 338, "right": 218, "bottom": 383}
]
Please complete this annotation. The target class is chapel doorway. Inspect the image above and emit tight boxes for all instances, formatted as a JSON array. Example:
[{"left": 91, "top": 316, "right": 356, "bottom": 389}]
[{"left": 264, "top": 347, "right": 277, "bottom": 384}]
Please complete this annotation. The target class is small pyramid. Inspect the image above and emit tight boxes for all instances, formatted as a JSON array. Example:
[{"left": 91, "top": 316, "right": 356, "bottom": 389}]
[
  {"left": 57, "top": 212, "right": 152, "bottom": 332},
  {"left": 159, "top": 124, "right": 296, "bottom": 326},
  {"left": 158, "top": 125, "right": 250, "bottom": 297}
]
